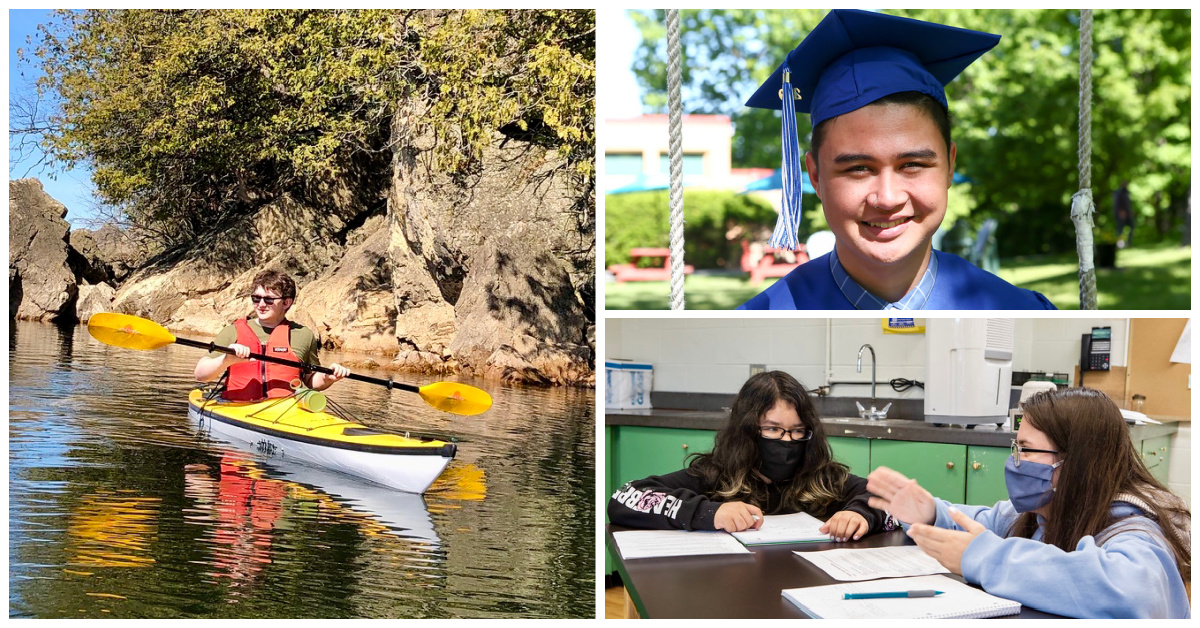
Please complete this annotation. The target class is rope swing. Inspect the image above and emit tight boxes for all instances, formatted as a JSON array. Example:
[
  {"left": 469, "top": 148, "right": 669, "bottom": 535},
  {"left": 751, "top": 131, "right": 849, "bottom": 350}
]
[
  {"left": 666, "top": 9, "right": 687, "bottom": 310},
  {"left": 1071, "top": 9, "right": 1099, "bottom": 310}
]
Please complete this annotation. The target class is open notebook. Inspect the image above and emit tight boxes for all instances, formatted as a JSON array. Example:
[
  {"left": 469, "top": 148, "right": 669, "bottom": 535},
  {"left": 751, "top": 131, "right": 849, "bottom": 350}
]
[
  {"left": 782, "top": 574, "right": 1021, "bottom": 619},
  {"left": 730, "top": 511, "right": 831, "bottom": 545}
]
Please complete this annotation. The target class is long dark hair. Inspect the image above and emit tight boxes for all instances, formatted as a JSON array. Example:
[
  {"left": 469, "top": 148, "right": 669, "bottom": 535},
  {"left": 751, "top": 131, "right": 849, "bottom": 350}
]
[
  {"left": 687, "top": 371, "right": 849, "bottom": 515},
  {"left": 1010, "top": 387, "right": 1190, "bottom": 583}
]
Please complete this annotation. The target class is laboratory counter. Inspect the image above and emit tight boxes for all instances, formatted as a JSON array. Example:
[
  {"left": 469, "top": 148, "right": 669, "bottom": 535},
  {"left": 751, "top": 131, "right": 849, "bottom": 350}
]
[{"left": 606, "top": 407, "right": 1181, "bottom": 449}]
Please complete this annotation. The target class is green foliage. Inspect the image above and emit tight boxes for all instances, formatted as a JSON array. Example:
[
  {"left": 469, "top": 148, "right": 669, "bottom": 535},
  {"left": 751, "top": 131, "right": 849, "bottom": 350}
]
[
  {"left": 29, "top": 9, "right": 595, "bottom": 244},
  {"left": 629, "top": 9, "right": 1190, "bottom": 255},
  {"left": 630, "top": 9, "right": 826, "bottom": 167},
  {"left": 604, "top": 190, "right": 777, "bottom": 269},
  {"left": 420, "top": 10, "right": 595, "bottom": 182}
]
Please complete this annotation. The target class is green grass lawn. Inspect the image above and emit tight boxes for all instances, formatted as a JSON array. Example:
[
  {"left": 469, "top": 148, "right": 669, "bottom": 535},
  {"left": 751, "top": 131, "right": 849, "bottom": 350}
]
[
  {"left": 604, "top": 243, "right": 1191, "bottom": 310},
  {"left": 997, "top": 243, "right": 1191, "bottom": 310}
]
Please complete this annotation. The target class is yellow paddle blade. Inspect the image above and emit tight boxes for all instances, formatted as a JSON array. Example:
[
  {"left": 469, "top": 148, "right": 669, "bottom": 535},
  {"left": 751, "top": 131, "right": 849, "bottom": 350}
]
[
  {"left": 418, "top": 382, "right": 492, "bottom": 416},
  {"left": 87, "top": 312, "right": 178, "bottom": 351}
]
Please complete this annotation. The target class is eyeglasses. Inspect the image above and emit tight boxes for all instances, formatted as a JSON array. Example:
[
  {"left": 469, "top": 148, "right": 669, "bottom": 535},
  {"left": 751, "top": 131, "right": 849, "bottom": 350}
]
[
  {"left": 250, "top": 294, "right": 290, "bottom": 305},
  {"left": 1010, "top": 439, "right": 1060, "bottom": 467},
  {"left": 759, "top": 426, "right": 812, "bottom": 441}
]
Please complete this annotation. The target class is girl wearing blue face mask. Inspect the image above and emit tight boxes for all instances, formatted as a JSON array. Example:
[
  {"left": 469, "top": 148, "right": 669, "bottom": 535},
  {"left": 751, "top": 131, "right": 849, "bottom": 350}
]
[
  {"left": 609, "top": 371, "right": 891, "bottom": 541},
  {"left": 867, "top": 387, "right": 1191, "bottom": 618}
]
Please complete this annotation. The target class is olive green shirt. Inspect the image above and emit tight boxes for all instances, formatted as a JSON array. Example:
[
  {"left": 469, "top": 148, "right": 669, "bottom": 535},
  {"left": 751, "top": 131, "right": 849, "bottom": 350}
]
[{"left": 207, "top": 317, "right": 322, "bottom": 370}]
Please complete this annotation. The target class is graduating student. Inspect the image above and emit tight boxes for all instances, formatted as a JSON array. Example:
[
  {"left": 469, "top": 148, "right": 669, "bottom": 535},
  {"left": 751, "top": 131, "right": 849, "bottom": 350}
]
[
  {"left": 609, "top": 371, "right": 891, "bottom": 541},
  {"left": 868, "top": 388, "right": 1190, "bottom": 618},
  {"left": 737, "top": 10, "right": 1055, "bottom": 310}
]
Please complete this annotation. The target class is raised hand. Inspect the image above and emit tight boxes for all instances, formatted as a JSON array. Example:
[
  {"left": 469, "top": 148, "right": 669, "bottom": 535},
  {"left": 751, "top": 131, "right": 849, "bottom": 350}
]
[
  {"left": 906, "top": 507, "right": 987, "bottom": 575},
  {"left": 866, "top": 466, "right": 936, "bottom": 525}
]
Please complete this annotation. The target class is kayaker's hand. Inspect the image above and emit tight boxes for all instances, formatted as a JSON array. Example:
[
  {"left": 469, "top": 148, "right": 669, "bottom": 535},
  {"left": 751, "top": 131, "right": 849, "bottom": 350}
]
[
  {"left": 328, "top": 363, "right": 350, "bottom": 380},
  {"left": 227, "top": 343, "right": 252, "bottom": 362},
  {"left": 310, "top": 364, "right": 350, "bottom": 391}
]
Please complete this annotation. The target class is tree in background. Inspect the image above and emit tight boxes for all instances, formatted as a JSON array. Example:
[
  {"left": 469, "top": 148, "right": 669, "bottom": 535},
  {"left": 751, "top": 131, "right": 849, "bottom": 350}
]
[
  {"left": 605, "top": 190, "right": 777, "bottom": 270},
  {"left": 629, "top": 9, "right": 1189, "bottom": 256},
  {"left": 19, "top": 9, "right": 594, "bottom": 246}
]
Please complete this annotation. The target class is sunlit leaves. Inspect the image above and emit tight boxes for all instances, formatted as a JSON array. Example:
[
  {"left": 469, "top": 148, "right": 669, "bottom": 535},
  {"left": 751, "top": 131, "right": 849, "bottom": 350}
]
[{"left": 30, "top": 9, "right": 595, "bottom": 243}]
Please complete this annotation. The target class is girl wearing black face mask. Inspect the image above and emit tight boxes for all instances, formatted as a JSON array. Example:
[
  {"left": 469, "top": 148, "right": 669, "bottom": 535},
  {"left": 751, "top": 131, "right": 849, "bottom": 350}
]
[{"left": 608, "top": 371, "right": 891, "bottom": 542}]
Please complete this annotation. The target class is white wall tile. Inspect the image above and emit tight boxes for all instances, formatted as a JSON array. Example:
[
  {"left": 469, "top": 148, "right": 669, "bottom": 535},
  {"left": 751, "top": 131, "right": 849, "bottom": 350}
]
[
  {"left": 658, "top": 327, "right": 715, "bottom": 365},
  {"left": 652, "top": 363, "right": 689, "bottom": 393},
  {"left": 611, "top": 318, "right": 1153, "bottom": 401},
  {"left": 614, "top": 322, "right": 662, "bottom": 363},
  {"left": 771, "top": 365, "right": 827, "bottom": 391},
  {"left": 689, "top": 363, "right": 752, "bottom": 395},
  {"left": 606, "top": 318, "right": 623, "bottom": 360},
  {"left": 712, "top": 326, "right": 776, "bottom": 365},
  {"left": 768, "top": 324, "right": 828, "bottom": 366}
]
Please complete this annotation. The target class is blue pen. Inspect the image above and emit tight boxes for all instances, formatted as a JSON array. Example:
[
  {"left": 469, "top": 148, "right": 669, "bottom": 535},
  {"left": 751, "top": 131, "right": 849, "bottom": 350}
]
[{"left": 843, "top": 590, "right": 943, "bottom": 599}]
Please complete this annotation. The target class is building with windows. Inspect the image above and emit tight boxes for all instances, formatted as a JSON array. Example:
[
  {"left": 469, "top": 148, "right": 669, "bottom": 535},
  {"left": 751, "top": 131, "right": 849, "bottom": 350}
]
[{"left": 604, "top": 114, "right": 772, "bottom": 195}]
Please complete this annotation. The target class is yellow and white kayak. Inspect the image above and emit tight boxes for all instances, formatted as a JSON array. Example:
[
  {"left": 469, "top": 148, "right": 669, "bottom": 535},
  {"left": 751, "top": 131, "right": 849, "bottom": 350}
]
[{"left": 187, "top": 390, "right": 456, "bottom": 494}]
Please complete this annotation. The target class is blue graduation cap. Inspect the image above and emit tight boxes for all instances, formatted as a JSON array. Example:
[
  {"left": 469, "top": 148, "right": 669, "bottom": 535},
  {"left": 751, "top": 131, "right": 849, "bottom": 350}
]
[{"left": 745, "top": 9, "right": 1000, "bottom": 250}]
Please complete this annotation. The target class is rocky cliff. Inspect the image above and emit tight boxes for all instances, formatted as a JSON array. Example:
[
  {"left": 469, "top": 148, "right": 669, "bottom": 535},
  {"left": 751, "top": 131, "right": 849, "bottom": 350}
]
[
  {"left": 8, "top": 130, "right": 594, "bottom": 386},
  {"left": 9, "top": 179, "right": 78, "bottom": 322}
]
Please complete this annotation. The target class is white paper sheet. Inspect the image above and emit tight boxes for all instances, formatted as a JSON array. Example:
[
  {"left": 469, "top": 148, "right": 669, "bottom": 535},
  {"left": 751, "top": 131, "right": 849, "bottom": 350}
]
[
  {"left": 794, "top": 545, "right": 950, "bottom": 581},
  {"left": 611, "top": 530, "right": 752, "bottom": 560},
  {"left": 730, "top": 511, "right": 831, "bottom": 545},
  {"left": 782, "top": 574, "right": 1021, "bottom": 619},
  {"left": 1170, "top": 320, "right": 1191, "bottom": 364}
]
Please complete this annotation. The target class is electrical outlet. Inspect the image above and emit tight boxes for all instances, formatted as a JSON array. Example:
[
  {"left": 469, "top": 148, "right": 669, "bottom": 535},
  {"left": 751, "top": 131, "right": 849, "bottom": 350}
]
[{"left": 750, "top": 364, "right": 766, "bottom": 376}]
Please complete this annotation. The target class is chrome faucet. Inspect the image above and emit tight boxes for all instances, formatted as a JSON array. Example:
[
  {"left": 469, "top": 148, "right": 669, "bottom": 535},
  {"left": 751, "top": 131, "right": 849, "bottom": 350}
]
[
  {"left": 857, "top": 344, "right": 876, "bottom": 403},
  {"left": 856, "top": 343, "right": 891, "bottom": 420}
]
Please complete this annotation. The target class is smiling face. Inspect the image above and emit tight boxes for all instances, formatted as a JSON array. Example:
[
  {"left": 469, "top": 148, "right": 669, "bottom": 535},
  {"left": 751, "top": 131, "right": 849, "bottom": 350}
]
[
  {"left": 806, "top": 102, "right": 956, "bottom": 295},
  {"left": 251, "top": 286, "right": 292, "bottom": 328}
]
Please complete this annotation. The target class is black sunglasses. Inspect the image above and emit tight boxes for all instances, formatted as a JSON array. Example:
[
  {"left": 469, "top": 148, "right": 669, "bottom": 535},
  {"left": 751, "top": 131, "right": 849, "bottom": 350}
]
[{"left": 250, "top": 294, "right": 290, "bottom": 305}]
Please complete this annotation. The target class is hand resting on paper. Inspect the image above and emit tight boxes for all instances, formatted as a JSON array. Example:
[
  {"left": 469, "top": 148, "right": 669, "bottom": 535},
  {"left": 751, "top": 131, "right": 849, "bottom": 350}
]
[
  {"left": 865, "top": 466, "right": 936, "bottom": 525},
  {"left": 819, "top": 510, "right": 869, "bottom": 542},
  {"left": 714, "top": 501, "right": 764, "bottom": 532},
  {"left": 905, "top": 507, "right": 987, "bottom": 575}
]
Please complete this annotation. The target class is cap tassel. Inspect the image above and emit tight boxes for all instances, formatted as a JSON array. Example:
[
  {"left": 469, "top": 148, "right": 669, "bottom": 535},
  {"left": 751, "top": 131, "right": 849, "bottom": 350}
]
[{"left": 770, "top": 69, "right": 803, "bottom": 251}]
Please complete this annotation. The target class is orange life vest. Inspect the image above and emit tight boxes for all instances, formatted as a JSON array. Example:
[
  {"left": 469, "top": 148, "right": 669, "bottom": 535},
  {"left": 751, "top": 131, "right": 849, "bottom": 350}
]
[{"left": 222, "top": 318, "right": 302, "bottom": 401}]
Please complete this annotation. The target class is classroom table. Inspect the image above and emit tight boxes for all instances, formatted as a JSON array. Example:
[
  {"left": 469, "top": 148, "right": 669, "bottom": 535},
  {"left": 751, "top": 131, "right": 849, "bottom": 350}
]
[{"left": 607, "top": 525, "right": 1063, "bottom": 618}]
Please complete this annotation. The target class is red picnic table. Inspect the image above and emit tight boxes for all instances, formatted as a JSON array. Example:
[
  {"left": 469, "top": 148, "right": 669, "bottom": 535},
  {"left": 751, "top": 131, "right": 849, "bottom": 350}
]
[
  {"left": 740, "top": 240, "right": 809, "bottom": 285},
  {"left": 608, "top": 247, "right": 694, "bottom": 282}
]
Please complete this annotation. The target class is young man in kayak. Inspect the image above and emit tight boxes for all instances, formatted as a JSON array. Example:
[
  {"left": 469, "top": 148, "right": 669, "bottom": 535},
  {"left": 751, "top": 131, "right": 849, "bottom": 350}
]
[
  {"left": 737, "top": 10, "right": 1056, "bottom": 310},
  {"left": 194, "top": 269, "right": 350, "bottom": 399}
]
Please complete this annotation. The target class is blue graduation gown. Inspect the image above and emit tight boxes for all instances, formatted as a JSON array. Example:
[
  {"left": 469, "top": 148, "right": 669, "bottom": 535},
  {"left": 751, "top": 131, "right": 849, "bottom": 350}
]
[{"left": 737, "top": 250, "right": 1056, "bottom": 310}]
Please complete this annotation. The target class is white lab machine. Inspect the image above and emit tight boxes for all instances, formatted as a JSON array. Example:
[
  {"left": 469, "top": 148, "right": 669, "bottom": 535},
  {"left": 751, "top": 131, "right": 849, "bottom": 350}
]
[{"left": 924, "top": 318, "right": 1015, "bottom": 427}]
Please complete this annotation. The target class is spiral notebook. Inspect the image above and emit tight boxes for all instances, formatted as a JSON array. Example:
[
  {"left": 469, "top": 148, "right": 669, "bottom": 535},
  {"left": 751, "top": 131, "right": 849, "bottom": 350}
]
[{"left": 782, "top": 575, "right": 1021, "bottom": 619}]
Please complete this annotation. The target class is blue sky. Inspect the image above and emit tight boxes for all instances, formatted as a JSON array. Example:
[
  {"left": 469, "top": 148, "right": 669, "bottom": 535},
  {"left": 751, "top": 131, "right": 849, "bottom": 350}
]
[
  {"left": 9, "top": 9, "right": 101, "bottom": 227},
  {"left": 598, "top": 9, "right": 644, "bottom": 120},
  {"left": 8, "top": 9, "right": 647, "bottom": 227}
]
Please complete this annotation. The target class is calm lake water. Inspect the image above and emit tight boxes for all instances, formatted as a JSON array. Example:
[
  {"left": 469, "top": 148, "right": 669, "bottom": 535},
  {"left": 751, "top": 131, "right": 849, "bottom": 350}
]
[{"left": 9, "top": 321, "right": 595, "bottom": 618}]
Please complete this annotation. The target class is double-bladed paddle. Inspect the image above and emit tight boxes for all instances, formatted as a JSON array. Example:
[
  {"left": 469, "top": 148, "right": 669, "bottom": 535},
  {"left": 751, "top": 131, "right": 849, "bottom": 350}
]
[{"left": 87, "top": 312, "right": 492, "bottom": 416}]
